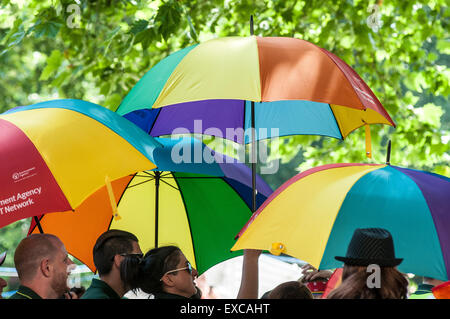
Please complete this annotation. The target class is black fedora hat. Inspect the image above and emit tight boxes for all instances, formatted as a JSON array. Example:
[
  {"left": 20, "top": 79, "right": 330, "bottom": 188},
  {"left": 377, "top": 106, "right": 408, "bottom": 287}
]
[{"left": 335, "top": 228, "right": 403, "bottom": 267}]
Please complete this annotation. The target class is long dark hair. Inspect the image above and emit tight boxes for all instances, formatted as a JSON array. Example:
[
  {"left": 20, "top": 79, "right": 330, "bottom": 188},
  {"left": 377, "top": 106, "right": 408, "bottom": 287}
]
[
  {"left": 120, "top": 245, "right": 181, "bottom": 294},
  {"left": 326, "top": 265, "right": 409, "bottom": 299}
]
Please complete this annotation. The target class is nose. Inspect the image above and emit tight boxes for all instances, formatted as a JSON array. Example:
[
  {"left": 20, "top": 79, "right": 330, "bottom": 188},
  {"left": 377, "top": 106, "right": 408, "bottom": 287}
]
[
  {"left": 192, "top": 268, "right": 198, "bottom": 279},
  {"left": 67, "top": 263, "right": 76, "bottom": 274}
]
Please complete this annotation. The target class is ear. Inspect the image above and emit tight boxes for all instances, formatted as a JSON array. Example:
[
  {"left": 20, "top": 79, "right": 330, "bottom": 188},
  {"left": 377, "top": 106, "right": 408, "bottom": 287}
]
[
  {"left": 112, "top": 254, "right": 123, "bottom": 269},
  {"left": 160, "top": 274, "right": 175, "bottom": 288},
  {"left": 40, "top": 258, "right": 51, "bottom": 278}
]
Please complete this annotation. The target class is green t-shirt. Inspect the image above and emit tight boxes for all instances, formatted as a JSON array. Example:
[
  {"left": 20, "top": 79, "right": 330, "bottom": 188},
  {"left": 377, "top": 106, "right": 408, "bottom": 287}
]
[
  {"left": 81, "top": 278, "right": 121, "bottom": 299},
  {"left": 8, "top": 285, "right": 43, "bottom": 299}
]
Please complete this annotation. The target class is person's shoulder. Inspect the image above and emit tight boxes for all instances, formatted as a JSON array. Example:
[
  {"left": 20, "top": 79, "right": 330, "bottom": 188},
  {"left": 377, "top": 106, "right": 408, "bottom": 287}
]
[
  {"left": 8, "top": 292, "right": 25, "bottom": 299},
  {"left": 80, "top": 287, "right": 111, "bottom": 299},
  {"left": 80, "top": 280, "right": 120, "bottom": 299},
  {"left": 7, "top": 285, "right": 42, "bottom": 299}
]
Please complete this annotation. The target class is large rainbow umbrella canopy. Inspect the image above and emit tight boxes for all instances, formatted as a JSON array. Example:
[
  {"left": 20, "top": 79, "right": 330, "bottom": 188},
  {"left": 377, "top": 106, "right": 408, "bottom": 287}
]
[
  {"left": 232, "top": 163, "right": 450, "bottom": 281},
  {"left": 0, "top": 99, "right": 160, "bottom": 228},
  {"left": 117, "top": 36, "right": 395, "bottom": 144},
  {"left": 29, "top": 137, "right": 273, "bottom": 274}
]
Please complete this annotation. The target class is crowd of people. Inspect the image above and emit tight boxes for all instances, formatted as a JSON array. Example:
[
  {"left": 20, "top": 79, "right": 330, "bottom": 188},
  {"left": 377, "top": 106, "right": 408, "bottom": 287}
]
[{"left": 0, "top": 227, "right": 448, "bottom": 299}]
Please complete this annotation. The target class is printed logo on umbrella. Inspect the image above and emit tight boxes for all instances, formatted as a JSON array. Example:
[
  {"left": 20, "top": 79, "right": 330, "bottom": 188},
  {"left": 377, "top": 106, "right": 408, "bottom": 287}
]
[{"left": 12, "top": 167, "right": 37, "bottom": 182}]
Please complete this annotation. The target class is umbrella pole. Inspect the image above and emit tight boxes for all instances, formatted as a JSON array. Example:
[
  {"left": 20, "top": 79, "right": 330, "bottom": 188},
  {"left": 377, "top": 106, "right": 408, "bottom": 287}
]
[
  {"left": 250, "top": 15, "right": 257, "bottom": 213},
  {"left": 34, "top": 216, "right": 44, "bottom": 233},
  {"left": 154, "top": 171, "right": 161, "bottom": 248},
  {"left": 386, "top": 140, "right": 391, "bottom": 165},
  {"left": 251, "top": 101, "right": 257, "bottom": 213}
]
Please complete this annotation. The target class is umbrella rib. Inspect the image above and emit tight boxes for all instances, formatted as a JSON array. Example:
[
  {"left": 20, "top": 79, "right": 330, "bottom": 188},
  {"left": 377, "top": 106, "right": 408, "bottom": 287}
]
[
  {"left": 142, "top": 171, "right": 156, "bottom": 176},
  {"left": 134, "top": 174, "right": 156, "bottom": 179},
  {"left": 160, "top": 172, "right": 172, "bottom": 177},
  {"left": 168, "top": 176, "right": 221, "bottom": 179},
  {"left": 160, "top": 178, "right": 179, "bottom": 191},
  {"left": 127, "top": 178, "right": 154, "bottom": 189},
  {"left": 171, "top": 176, "right": 199, "bottom": 273},
  {"left": 327, "top": 104, "right": 344, "bottom": 140},
  {"left": 148, "top": 108, "right": 162, "bottom": 135}
]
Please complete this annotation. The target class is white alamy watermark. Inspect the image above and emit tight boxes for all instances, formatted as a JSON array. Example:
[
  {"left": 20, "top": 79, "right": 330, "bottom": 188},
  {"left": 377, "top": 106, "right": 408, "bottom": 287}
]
[
  {"left": 56, "top": 2, "right": 81, "bottom": 29},
  {"left": 366, "top": 264, "right": 381, "bottom": 288},
  {"left": 367, "top": 4, "right": 382, "bottom": 32},
  {"left": 170, "top": 120, "right": 280, "bottom": 175}
]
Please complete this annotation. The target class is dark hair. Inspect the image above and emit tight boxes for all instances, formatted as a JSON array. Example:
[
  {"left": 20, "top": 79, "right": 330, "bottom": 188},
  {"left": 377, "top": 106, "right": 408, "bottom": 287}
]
[
  {"left": 268, "top": 281, "right": 314, "bottom": 299},
  {"left": 120, "top": 245, "right": 181, "bottom": 295},
  {"left": 93, "top": 229, "right": 138, "bottom": 276},
  {"left": 326, "top": 265, "right": 409, "bottom": 299},
  {"left": 260, "top": 290, "right": 271, "bottom": 299}
]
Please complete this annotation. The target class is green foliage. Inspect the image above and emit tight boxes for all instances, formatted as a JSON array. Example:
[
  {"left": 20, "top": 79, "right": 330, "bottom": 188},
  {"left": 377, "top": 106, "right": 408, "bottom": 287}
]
[
  {"left": 39, "top": 49, "right": 64, "bottom": 80},
  {"left": 0, "top": 219, "right": 30, "bottom": 267},
  {"left": 0, "top": 0, "right": 448, "bottom": 274}
]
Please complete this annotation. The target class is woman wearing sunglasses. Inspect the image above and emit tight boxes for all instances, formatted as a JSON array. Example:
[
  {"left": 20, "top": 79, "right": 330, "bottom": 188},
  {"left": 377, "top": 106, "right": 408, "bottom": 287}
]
[{"left": 120, "top": 245, "right": 199, "bottom": 299}]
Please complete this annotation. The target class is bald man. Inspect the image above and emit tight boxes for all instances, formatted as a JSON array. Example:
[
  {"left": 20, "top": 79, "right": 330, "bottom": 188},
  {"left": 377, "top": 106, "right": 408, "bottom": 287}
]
[{"left": 9, "top": 234, "right": 75, "bottom": 299}]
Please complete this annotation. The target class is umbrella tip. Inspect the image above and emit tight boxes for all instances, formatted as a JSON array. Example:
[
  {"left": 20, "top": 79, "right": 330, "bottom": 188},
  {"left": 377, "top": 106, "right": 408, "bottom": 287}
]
[{"left": 250, "top": 15, "right": 254, "bottom": 35}]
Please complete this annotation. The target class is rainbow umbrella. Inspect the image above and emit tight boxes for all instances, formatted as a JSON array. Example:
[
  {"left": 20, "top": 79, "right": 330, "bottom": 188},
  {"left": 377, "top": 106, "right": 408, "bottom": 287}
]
[
  {"left": 29, "top": 137, "right": 273, "bottom": 274},
  {"left": 232, "top": 163, "right": 450, "bottom": 281},
  {"left": 116, "top": 35, "right": 395, "bottom": 211},
  {"left": 0, "top": 99, "right": 160, "bottom": 229},
  {"left": 117, "top": 36, "right": 395, "bottom": 140}
]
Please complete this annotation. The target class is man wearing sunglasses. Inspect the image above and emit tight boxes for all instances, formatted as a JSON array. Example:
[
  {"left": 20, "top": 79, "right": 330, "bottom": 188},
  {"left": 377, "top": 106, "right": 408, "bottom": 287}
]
[{"left": 82, "top": 229, "right": 142, "bottom": 299}]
